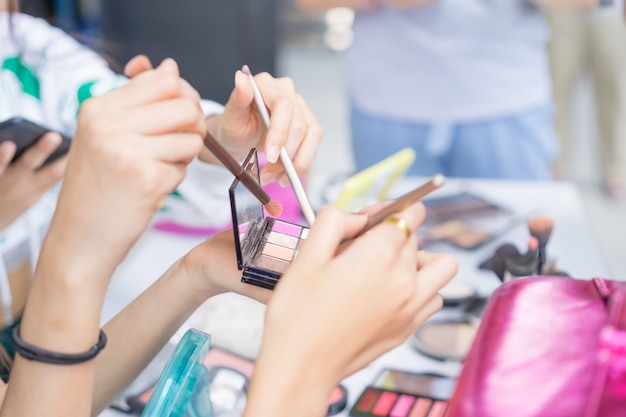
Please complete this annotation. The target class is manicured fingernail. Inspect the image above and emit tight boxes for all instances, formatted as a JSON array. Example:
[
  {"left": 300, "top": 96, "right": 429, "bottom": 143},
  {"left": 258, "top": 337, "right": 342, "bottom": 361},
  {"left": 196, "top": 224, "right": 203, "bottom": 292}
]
[
  {"left": 279, "top": 177, "right": 290, "bottom": 188},
  {"left": 266, "top": 145, "right": 280, "bottom": 164}
]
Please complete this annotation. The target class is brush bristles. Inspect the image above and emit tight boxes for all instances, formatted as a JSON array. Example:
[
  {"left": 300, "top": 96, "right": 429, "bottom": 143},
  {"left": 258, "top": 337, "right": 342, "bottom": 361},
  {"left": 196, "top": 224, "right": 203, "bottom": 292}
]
[
  {"left": 264, "top": 200, "right": 283, "bottom": 217},
  {"left": 527, "top": 215, "right": 554, "bottom": 246}
]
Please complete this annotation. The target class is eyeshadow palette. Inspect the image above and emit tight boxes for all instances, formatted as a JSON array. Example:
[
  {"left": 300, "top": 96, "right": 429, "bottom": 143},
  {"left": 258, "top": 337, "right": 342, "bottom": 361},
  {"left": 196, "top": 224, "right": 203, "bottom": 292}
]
[
  {"left": 229, "top": 149, "right": 309, "bottom": 290},
  {"left": 350, "top": 369, "right": 456, "bottom": 417}
]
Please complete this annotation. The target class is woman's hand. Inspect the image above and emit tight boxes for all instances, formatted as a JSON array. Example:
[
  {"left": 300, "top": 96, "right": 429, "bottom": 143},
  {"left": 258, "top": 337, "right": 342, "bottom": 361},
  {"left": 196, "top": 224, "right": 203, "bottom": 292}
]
[
  {"left": 45, "top": 58, "right": 206, "bottom": 284},
  {"left": 181, "top": 230, "right": 273, "bottom": 305},
  {"left": 245, "top": 203, "right": 457, "bottom": 417},
  {"left": 0, "top": 134, "right": 67, "bottom": 229},
  {"left": 206, "top": 69, "right": 323, "bottom": 186}
]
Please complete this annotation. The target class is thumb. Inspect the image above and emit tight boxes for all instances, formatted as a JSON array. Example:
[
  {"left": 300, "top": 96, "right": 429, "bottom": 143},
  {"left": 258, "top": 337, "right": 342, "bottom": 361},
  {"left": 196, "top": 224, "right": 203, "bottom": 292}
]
[{"left": 222, "top": 70, "right": 254, "bottom": 123}]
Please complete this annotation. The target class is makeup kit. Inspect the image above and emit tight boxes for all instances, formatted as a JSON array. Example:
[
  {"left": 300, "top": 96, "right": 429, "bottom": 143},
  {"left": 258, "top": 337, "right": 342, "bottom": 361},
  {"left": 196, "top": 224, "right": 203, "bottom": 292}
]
[
  {"left": 350, "top": 369, "right": 456, "bottom": 417},
  {"left": 131, "top": 329, "right": 347, "bottom": 417}
]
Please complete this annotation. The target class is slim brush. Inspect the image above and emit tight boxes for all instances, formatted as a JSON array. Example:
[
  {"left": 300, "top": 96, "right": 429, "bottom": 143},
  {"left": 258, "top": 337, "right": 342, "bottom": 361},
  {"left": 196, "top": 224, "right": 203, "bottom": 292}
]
[
  {"left": 203, "top": 131, "right": 283, "bottom": 217},
  {"left": 242, "top": 65, "right": 316, "bottom": 226},
  {"left": 527, "top": 215, "right": 554, "bottom": 275}
]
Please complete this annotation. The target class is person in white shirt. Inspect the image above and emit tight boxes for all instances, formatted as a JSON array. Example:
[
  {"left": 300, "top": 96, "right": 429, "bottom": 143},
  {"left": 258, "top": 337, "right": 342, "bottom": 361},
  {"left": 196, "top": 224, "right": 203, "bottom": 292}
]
[
  {"left": 0, "top": 0, "right": 322, "bottom": 377},
  {"left": 297, "top": 0, "right": 598, "bottom": 179}
]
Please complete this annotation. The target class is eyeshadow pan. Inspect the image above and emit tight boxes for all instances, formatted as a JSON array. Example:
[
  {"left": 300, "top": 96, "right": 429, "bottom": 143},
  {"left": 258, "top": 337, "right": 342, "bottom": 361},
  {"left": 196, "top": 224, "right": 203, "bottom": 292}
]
[
  {"left": 262, "top": 242, "right": 294, "bottom": 261},
  {"left": 427, "top": 401, "right": 447, "bottom": 417},
  {"left": 355, "top": 388, "right": 380, "bottom": 413},
  {"left": 408, "top": 398, "right": 432, "bottom": 417},
  {"left": 372, "top": 391, "right": 398, "bottom": 416},
  {"left": 390, "top": 395, "right": 416, "bottom": 417},
  {"left": 300, "top": 228, "right": 309, "bottom": 239},
  {"left": 252, "top": 254, "right": 289, "bottom": 274},
  {"left": 272, "top": 220, "right": 302, "bottom": 237},
  {"left": 267, "top": 231, "right": 299, "bottom": 249}
]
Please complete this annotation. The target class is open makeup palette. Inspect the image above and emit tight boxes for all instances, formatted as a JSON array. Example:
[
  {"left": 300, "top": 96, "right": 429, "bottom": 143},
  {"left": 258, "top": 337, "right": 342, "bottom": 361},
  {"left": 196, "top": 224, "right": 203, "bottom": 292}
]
[{"left": 229, "top": 149, "right": 309, "bottom": 290}]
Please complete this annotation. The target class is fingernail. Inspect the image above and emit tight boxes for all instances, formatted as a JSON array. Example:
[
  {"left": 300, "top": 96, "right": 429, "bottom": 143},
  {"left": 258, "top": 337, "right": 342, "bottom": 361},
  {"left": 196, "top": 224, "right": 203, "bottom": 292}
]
[
  {"left": 266, "top": 145, "right": 280, "bottom": 164},
  {"left": 279, "top": 177, "right": 290, "bottom": 188}
]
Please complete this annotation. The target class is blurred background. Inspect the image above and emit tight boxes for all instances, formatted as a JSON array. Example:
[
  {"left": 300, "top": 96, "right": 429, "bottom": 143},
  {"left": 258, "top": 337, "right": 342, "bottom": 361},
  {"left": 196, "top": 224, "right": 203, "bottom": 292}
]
[{"left": 20, "top": 0, "right": 626, "bottom": 278}]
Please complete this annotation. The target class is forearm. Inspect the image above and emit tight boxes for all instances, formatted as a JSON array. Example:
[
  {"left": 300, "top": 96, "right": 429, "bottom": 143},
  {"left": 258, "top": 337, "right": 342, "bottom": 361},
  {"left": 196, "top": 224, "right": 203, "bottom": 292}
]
[
  {"left": 1, "top": 250, "right": 105, "bottom": 417},
  {"left": 92, "top": 258, "right": 212, "bottom": 415}
]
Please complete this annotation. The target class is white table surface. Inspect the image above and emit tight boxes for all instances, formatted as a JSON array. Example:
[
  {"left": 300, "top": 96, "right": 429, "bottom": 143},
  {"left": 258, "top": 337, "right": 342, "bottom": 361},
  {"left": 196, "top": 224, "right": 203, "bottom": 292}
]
[{"left": 99, "top": 178, "right": 612, "bottom": 417}]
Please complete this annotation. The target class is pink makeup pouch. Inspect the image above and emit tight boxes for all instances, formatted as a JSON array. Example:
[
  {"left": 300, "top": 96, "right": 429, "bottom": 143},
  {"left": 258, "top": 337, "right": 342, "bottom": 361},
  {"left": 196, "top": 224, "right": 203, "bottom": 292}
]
[{"left": 447, "top": 276, "right": 626, "bottom": 417}]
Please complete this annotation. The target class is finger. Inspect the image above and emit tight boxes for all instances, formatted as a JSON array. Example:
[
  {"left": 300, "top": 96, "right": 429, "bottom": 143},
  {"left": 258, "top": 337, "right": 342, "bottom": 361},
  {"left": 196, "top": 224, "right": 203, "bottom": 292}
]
[
  {"left": 411, "top": 294, "right": 444, "bottom": 328},
  {"left": 253, "top": 73, "right": 297, "bottom": 163},
  {"left": 0, "top": 141, "right": 16, "bottom": 174},
  {"left": 415, "top": 252, "right": 458, "bottom": 291},
  {"left": 14, "top": 132, "right": 62, "bottom": 171},
  {"left": 220, "top": 70, "right": 256, "bottom": 129},
  {"left": 124, "top": 98, "right": 206, "bottom": 136},
  {"left": 109, "top": 63, "right": 199, "bottom": 108},
  {"left": 124, "top": 54, "right": 153, "bottom": 78},
  {"left": 290, "top": 94, "right": 323, "bottom": 173},
  {"left": 33, "top": 155, "right": 67, "bottom": 189},
  {"left": 143, "top": 132, "right": 204, "bottom": 164},
  {"left": 298, "top": 207, "right": 367, "bottom": 266}
]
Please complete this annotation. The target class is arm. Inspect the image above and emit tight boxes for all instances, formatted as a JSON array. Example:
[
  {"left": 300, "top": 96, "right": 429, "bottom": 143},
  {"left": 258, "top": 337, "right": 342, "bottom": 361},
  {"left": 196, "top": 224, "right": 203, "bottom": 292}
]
[
  {"left": 245, "top": 205, "right": 457, "bottom": 417},
  {"left": 0, "top": 58, "right": 206, "bottom": 417}
]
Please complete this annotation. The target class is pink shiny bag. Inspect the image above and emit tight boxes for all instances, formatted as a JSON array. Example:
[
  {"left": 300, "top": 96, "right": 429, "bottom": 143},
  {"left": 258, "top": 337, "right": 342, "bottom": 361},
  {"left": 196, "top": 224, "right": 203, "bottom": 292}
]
[{"left": 447, "top": 276, "right": 626, "bottom": 417}]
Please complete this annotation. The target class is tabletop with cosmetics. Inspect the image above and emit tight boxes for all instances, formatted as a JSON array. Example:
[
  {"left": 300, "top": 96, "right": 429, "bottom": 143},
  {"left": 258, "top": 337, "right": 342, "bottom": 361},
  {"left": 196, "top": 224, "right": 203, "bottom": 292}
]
[{"left": 98, "top": 177, "right": 613, "bottom": 417}]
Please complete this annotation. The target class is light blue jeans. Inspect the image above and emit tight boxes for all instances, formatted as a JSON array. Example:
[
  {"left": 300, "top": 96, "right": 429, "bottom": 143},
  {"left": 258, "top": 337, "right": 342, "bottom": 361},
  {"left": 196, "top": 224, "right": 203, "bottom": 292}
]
[{"left": 350, "top": 103, "right": 559, "bottom": 180}]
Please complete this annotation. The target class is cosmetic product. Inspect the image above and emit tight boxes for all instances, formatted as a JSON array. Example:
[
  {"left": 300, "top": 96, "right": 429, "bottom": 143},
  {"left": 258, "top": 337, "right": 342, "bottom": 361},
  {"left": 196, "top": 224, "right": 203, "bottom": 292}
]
[
  {"left": 526, "top": 214, "right": 554, "bottom": 275},
  {"left": 230, "top": 148, "right": 310, "bottom": 290},
  {"left": 131, "top": 338, "right": 347, "bottom": 417},
  {"left": 478, "top": 242, "right": 521, "bottom": 281},
  {"left": 203, "top": 131, "right": 282, "bottom": 217},
  {"left": 410, "top": 313, "right": 480, "bottom": 362},
  {"left": 242, "top": 65, "right": 316, "bottom": 226},
  {"left": 332, "top": 148, "right": 416, "bottom": 213},
  {"left": 438, "top": 282, "right": 478, "bottom": 307},
  {"left": 503, "top": 237, "right": 539, "bottom": 282},
  {"left": 350, "top": 370, "right": 456, "bottom": 417}
]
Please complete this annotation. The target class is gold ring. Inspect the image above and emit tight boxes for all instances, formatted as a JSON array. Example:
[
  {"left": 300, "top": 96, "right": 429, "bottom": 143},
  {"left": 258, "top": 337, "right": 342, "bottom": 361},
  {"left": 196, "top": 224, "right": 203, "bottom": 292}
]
[{"left": 383, "top": 216, "right": 412, "bottom": 238}]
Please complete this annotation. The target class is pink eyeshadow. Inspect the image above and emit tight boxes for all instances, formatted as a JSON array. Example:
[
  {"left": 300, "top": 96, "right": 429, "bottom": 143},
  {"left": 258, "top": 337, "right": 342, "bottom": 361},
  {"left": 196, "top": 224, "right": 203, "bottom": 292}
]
[
  {"left": 390, "top": 395, "right": 416, "bottom": 417},
  {"left": 372, "top": 391, "right": 398, "bottom": 416},
  {"left": 427, "top": 401, "right": 447, "bottom": 417},
  {"left": 262, "top": 242, "right": 294, "bottom": 261},
  {"left": 408, "top": 398, "right": 432, "bottom": 417},
  {"left": 272, "top": 221, "right": 302, "bottom": 237}
]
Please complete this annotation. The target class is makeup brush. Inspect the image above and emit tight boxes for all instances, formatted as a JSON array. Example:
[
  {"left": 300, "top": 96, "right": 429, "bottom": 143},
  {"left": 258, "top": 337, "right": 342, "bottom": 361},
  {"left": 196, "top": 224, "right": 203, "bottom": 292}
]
[
  {"left": 353, "top": 174, "right": 445, "bottom": 238},
  {"left": 241, "top": 65, "right": 316, "bottom": 226},
  {"left": 478, "top": 242, "right": 521, "bottom": 282},
  {"left": 203, "top": 131, "right": 283, "bottom": 217},
  {"left": 527, "top": 215, "right": 554, "bottom": 275}
]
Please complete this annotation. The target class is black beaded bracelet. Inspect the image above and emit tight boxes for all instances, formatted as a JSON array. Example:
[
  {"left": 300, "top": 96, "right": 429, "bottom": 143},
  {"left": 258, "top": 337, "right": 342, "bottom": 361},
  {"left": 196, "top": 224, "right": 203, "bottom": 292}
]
[{"left": 12, "top": 325, "right": 107, "bottom": 365}]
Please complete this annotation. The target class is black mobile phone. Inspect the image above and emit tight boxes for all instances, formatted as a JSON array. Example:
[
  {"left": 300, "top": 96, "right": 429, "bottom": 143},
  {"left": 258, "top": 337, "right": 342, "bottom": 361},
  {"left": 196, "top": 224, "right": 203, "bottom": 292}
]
[{"left": 0, "top": 117, "right": 71, "bottom": 167}]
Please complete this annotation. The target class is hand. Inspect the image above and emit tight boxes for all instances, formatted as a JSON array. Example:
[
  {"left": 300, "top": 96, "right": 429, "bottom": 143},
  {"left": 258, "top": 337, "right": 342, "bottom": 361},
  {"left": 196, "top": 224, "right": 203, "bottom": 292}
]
[
  {"left": 0, "top": 134, "right": 67, "bottom": 229},
  {"left": 210, "top": 68, "right": 323, "bottom": 186},
  {"left": 246, "top": 203, "right": 457, "bottom": 417},
  {"left": 181, "top": 230, "right": 273, "bottom": 305},
  {"left": 45, "top": 58, "right": 205, "bottom": 284}
]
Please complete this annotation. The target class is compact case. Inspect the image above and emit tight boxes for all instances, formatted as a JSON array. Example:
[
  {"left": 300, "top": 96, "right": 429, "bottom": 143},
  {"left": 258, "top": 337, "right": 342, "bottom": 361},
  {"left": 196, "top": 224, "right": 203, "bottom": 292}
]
[
  {"left": 349, "top": 369, "right": 456, "bottom": 417},
  {"left": 229, "top": 149, "right": 309, "bottom": 290}
]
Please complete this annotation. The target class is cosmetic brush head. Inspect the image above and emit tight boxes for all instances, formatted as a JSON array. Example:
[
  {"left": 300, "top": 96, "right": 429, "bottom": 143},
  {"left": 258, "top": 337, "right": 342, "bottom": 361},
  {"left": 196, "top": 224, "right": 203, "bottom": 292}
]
[
  {"left": 527, "top": 215, "right": 554, "bottom": 248},
  {"left": 264, "top": 199, "right": 283, "bottom": 217}
]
